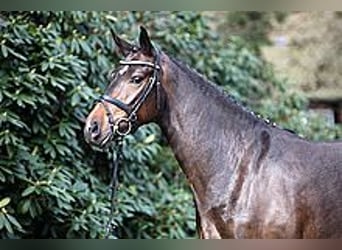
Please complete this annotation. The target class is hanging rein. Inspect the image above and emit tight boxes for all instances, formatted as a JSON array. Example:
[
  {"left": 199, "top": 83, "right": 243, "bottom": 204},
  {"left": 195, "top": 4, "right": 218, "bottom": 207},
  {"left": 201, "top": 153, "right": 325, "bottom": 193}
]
[{"left": 97, "top": 51, "right": 162, "bottom": 238}]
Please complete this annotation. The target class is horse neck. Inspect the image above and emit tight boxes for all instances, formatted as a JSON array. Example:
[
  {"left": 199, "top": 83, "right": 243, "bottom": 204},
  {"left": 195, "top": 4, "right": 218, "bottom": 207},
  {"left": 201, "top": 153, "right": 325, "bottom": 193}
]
[{"left": 157, "top": 54, "right": 263, "bottom": 202}]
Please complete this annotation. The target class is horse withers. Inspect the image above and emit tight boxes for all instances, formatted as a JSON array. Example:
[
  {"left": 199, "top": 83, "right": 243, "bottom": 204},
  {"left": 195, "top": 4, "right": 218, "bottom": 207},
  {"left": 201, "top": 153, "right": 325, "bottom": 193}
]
[{"left": 84, "top": 27, "right": 342, "bottom": 238}]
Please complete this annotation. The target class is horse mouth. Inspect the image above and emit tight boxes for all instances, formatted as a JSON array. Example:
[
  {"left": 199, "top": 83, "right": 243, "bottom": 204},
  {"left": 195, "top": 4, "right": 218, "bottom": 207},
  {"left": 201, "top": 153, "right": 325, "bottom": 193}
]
[
  {"left": 86, "top": 130, "right": 114, "bottom": 150},
  {"left": 99, "top": 131, "right": 114, "bottom": 148}
]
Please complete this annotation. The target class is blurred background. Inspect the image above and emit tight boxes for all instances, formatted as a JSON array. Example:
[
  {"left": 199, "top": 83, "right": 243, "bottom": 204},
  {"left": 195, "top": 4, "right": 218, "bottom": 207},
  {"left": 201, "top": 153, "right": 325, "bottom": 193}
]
[{"left": 0, "top": 11, "right": 341, "bottom": 239}]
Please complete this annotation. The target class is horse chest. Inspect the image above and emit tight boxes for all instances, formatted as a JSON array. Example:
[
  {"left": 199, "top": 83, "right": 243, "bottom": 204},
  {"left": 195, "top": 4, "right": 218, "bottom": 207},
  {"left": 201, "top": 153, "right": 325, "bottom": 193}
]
[
  {"left": 199, "top": 207, "right": 299, "bottom": 239},
  {"left": 197, "top": 186, "right": 301, "bottom": 239}
]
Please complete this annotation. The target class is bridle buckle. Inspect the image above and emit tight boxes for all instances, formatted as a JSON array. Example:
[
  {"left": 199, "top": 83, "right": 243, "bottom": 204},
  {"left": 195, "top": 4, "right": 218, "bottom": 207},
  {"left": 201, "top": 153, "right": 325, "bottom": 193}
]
[{"left": 114, "top": 117, "right": 132, "bottom": 136}]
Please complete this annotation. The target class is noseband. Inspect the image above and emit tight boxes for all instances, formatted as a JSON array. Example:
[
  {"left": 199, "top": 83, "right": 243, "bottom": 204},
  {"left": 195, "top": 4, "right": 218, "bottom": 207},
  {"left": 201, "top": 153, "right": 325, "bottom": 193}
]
[{"left": 98, "top": 52, "right": 161, "bottom": 138}]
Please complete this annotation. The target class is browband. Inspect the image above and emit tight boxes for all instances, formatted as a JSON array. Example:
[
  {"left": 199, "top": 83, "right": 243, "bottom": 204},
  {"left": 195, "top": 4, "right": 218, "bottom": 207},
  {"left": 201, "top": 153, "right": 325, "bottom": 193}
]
[{"left": 119, "top": 60, "right": 160, "bottom": 70}]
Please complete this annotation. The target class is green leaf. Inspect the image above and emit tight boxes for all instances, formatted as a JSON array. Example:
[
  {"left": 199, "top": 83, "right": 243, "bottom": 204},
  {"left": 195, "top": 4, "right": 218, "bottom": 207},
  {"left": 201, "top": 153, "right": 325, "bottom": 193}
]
[
  {"left": 0, "top": 197, "right": 10, "bottom": 208},
  {"left": 79, "top": 40, "right": 92, "bottom": 56},
  {"left": 0, "top": 172, "right": 5, "bottom": 182},
  {"left": 71, "top": 94, "right": 80, "bottom": 107},
  {"left": 41, "top": 62, "right": 49, "bottom": 72},
  {"left": 144, "top": 134, "right": 156, "bottom": 144},
  {"left": 5, "top": 214, "right": 22, "bottom": 229},
  {"left": 7, "top": 47, "right": 27, "bottom": 61},
  {"left": 21, "top": 186, "right": 36, "bottom": 197},
  {"left": 19, "top": 199, "right": 31, "bottom": 214},
  {"left": 3, "top": 215, "right": 13, "bottom": 234},
  {"left": 0, "top": 213, "right": 6, "bottom": 230},
  {"left": 1, "top": 44, "right": 8, "bottom": 58}
]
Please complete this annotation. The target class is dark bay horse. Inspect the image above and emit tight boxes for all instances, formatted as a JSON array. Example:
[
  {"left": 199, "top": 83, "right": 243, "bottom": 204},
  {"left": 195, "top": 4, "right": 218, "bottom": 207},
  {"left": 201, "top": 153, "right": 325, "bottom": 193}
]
[{"left": 84, "top": 27, "right": 342, "bottom": 238}]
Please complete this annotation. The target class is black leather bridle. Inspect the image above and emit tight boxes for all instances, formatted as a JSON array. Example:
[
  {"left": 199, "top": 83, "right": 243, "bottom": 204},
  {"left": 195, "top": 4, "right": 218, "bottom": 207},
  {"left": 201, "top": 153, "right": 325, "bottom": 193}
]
[{"left": 97, "top": 51, "right": 161, "bottom": 138}]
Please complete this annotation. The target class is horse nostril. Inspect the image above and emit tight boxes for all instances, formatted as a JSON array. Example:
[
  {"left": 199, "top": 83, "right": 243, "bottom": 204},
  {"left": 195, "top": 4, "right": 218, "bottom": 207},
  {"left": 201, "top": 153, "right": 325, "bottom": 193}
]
[{"left": 89, "top": 121, "right": 101, "bottom": 139}]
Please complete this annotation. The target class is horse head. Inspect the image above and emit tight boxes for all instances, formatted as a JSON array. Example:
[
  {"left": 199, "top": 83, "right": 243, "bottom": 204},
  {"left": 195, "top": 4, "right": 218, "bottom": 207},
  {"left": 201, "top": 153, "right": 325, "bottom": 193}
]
[{"left": 84, "top": 27, "right": 163, "bottom": 147}]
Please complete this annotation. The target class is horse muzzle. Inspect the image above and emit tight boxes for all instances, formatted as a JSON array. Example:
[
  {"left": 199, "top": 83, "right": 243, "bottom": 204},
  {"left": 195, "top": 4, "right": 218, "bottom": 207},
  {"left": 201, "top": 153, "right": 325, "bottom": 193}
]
[{"left": 84, "top": 116, "right": 134, "bottom": 148}]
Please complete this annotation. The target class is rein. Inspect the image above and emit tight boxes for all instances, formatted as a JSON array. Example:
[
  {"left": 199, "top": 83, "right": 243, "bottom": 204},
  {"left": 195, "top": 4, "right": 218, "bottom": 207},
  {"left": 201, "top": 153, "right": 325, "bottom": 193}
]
[
  {"left": 104, "top": 137, "right": 123, "bottom": 239},
  {"left": 99, "top": 51, "right": 162, "bottom": 239}
]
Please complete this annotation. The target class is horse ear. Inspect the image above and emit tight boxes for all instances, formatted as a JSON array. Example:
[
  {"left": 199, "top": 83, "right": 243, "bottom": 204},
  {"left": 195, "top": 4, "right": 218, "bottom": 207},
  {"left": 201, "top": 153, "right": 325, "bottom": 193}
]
[
  {"left": 110, "top": 28, "right": 133, "bottom": 57},
  {"left": 139, "top": 26, "right": 154, "bottom": 56}
]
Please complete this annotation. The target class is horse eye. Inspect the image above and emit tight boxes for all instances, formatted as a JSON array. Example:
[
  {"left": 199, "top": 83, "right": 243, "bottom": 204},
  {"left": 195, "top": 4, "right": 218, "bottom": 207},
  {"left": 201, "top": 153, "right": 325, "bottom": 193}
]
[
  {"left": 132, "top": 46, "right": 139, "bottom": 53},
  {"left": 131, "top": 76, "right": 143, "bottom": 84}
]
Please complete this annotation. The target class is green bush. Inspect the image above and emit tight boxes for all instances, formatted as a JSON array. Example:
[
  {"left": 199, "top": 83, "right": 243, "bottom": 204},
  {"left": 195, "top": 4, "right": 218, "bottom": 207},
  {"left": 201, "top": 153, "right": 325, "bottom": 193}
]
[
  {"left": 0, "top": 11, "right": 196, "bottom": 239},
  {"left": 0, "top": 11, "right": 340, "bottom": 239},
  {"left": 0, "top": 11, "right": 118, "bottom": 238}
]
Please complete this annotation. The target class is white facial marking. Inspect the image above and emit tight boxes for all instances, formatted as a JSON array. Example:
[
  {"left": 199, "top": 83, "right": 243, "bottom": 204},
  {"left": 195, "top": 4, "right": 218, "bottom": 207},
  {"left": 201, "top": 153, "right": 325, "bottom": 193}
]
[{"left": 119, "top": 65, "right": 129, "bottom": 76}]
